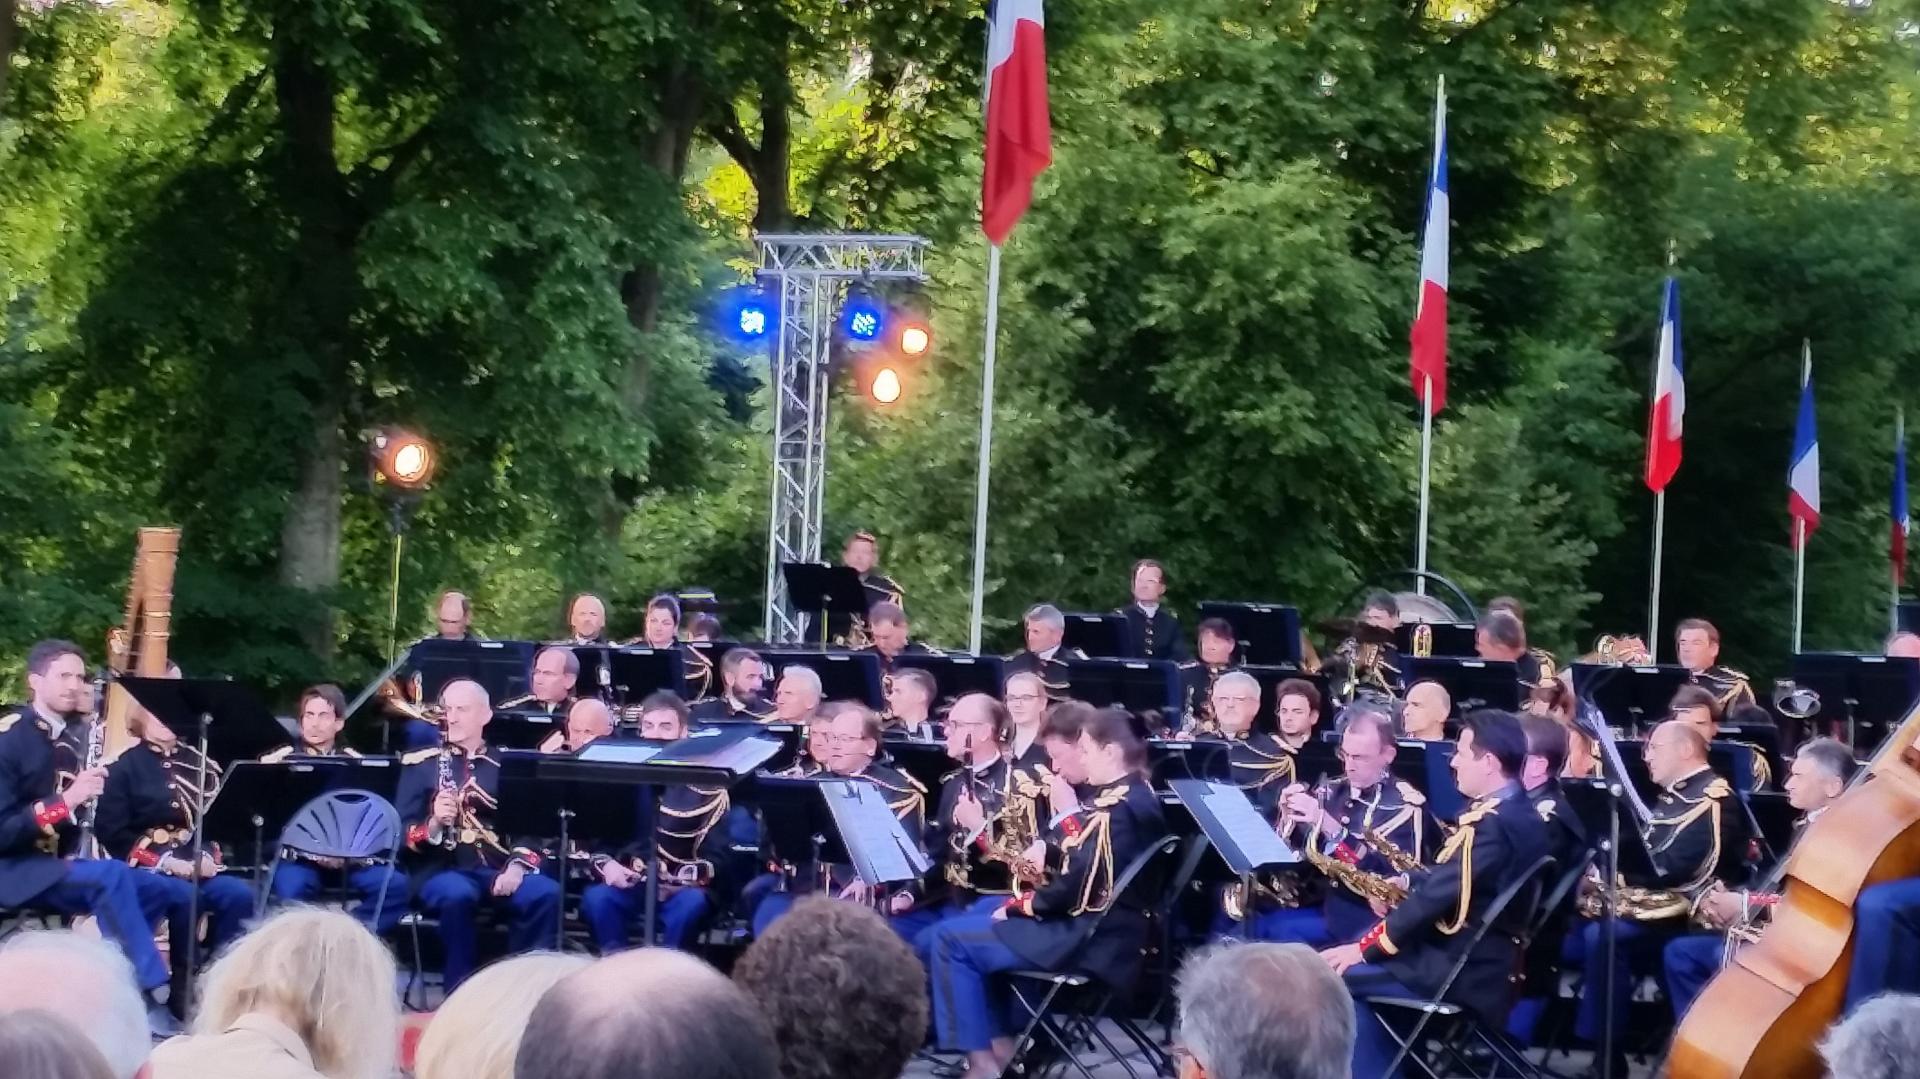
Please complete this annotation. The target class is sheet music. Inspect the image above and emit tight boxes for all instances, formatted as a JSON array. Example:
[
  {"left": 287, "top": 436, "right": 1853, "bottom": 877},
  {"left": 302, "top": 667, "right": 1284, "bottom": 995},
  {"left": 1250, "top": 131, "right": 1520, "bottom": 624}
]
[
  {"left": 1200, "top": 786, "right": 1299, "bottom": 868},
  {"left": 822, "top": 781, "right": 930, "bottom": 884},
  {"left": 578, "top": 742, "right": 666, "bottom": 764}
]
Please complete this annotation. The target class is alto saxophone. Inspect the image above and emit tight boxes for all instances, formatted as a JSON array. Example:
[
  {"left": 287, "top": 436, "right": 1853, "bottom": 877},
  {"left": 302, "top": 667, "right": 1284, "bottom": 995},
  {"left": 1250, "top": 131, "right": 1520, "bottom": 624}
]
[{"left": 1360, "top": 826, "right": 1422, "bottom": 875}]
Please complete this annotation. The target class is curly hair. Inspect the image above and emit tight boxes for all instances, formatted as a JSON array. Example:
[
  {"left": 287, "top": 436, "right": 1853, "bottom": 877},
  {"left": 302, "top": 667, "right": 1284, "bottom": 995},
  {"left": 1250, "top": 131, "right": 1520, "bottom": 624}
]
[{"left": 733, "top": 896, "right": 928, "bottom": 1079}]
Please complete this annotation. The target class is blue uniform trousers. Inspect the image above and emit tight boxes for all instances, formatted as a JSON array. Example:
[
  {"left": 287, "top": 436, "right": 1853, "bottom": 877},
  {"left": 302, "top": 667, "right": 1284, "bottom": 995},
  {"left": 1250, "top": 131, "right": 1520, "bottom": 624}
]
[
  {"left": 1251, "top": 906, "right": 1337, "bottom": 947},
  {"left": 927, "top": 913, "right": 1030, "bottom": 1052},
  {"left": 270, "top": 859, "right": 407, "bottom": 932},
  {"left": 1572, "top": 917, "right": 1675, "bottom": 1043},
  {"left": 891, "top": 895, "right": 1006, "bottom": 967},
  {"left": 579, "top": 884, "right": 711, "bottom": 952},
  {"left": 29, "top": 858, "right": 173, "bottom": 991},
  {"left": 1845, "top": 876, "right": 1920, "bottom": 1011},
  {"left": 144, "top": 871, "right": 253, "bottom": 963},
  {"left": 1344, "top": 963, "right": 1419, "bottom": 1079},
  {"left": 1661, "top": 932, "right": 1724, "bottom": 1022},
  {"left": 417, "top": 866, "right": 561, "bottom": 990}
]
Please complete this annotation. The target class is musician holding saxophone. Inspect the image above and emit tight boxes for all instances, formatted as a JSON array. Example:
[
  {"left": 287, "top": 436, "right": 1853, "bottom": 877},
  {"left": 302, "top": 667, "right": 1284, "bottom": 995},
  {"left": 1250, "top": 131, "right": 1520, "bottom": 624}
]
[{"left": 1570, "top": 720, "right": 1748, "bottom": 1076}]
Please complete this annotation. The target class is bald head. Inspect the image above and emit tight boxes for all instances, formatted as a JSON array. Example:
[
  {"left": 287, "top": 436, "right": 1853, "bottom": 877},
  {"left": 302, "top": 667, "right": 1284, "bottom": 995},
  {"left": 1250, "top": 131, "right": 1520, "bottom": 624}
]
[
  {"left": 441, "top": 678, "right": 492, "bottom": 749},
  {"left": 514, "top": 950, "right": 777, "bottom": 1079},
  {"left": 566, "top": 698, "right": 614, "bottom": 750},
  {"left": 1404, "top": 681, "right": 1450, "bottom": 740},
  {"left": 1647, "top": 718, "right": 1711, "bottom": 787}
]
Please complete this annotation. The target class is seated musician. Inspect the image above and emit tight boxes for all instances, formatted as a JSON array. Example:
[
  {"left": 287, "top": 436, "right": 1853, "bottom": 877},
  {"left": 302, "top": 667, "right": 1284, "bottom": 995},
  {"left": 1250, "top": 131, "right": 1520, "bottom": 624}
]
[
  {"left": 1570, "top": 720, "right": 1747, "bottom": 1074},
  {"left": 432, "top": 589, "right": 482, "bottom": 641},
  {"left": 500, "top": 645, "right": 578, "bottom": 718},
  {"left": 1005, "top": 605, "right": 1087, "bottom": 703},
  {"left": 1177, "top": 617, "right": 1240, "bottom": 735},
  {"left": 690, "top": 648, "right": 773, "bottom": 722},
  {"left": 397, "top": 678, "right": 561, "bottom": 990},
  {"left": 887, "top": 693, "right": 1044, "bottom": 957},
  {"left": 884, "top": 668, "right": 941, "bottom": 741},
  {"left": 1525, "top": 679, "right": 1596, "bottom": 777},
  {"left": 1402, "top": 680, "right": 1451, "bottom": 742},
  {"left": 580, "top": 692, "right": 728, "bottom": 953},
  {"left": 752, "top": 704, "right": 927, "bottom": 936},
  {"left": 1663, "top": 736, "right": 1852, "bottom": 1022},
  {"left": 1320, "top": 710, "right": 1550, "bottom": 1079},
  {"left": 1004, "top": 672, "right": 1051, "bottom": 772},
  {"left": 638, "top": 594, "right": 715, "bottom": 700},
  {"left": 537, "top": 697, "right": 614, "bottom": 754},
  {"left": 688, "top": 611, "right": 723, "bottom": 642},
  {"left": 1507, "top": 713, "right": 1592, "bottom": 1042},
  {"left": 773, "top": 665, "right": 824, "bottom": 730},
  {"left": 925, "top": 708, "right": 1165, "bottom": 1078},
  {"left": 1254, "top": 706, "right": 1425, "bottom": 948},
  {"left": 1211, "top": 672, "right": 1307, "bottom": 798},
  {"left": 1475, "top": 610, "right": 1542, "bottom": 688},
  {"left": 0, "top": 641, "right": 177, "bottom": 1030},
  {"left": 1488, "top": 596, "right": 1558, "bottom": 686},
  {"left": 833, "top": 529, "right": 906, "bottom": 646},
  {"left": 1117, "top": 559, "right": 1188, "bottom": 661},
  {"left": 560, "top": 592, "right": 609, "bottom": 647},
  {"left": 1675, "top": 618, "right": 1756, "bottom": 712},
  {"left": 96, "top": 664, "right": 255, "bottom": 996},
  {"left": 265, "top": 684, "right": 405, "bottom": 931},
  {"left": 1669, "top": 683, "right": 1771, "bottom": 788},
  {"left": 1329, "top": 591, "right": 1402, "bottom": 699},
  {"left": 860, "top": 601, "right": 934, "bottom": 678}
]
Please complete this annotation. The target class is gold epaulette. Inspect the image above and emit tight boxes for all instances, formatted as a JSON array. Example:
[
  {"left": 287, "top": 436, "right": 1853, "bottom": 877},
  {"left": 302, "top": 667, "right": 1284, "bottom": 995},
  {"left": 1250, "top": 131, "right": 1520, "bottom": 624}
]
[
  {"left": 1396, "top": 780, "right": 1427, "bottom": 807},
  {"left": 1703, "top": 777, "right": 1732, "bottom": 799},
  {"left": 1092, "top": 784, "right": 1128, "bottom": 810},
  {"left": 401, "top": 747, "right": 440, "bottom": 765},
  {"left": 1536, "top": 799, "right": 1558, "bottom": 821},
  {"left": 499, "top": 693, "right": 536, "bottom": 709},
  {"left": 940, "top": 766, "right": 964, "bottom": 785},
  {"left": 0, "top": 712, "right": 21, "bottom": 734},
  {"left": 1455, "top": 798, "right": 1497, "bottom": 827},
  {"left": 260, "top": 745, "right": 294, "bottom": 764}
]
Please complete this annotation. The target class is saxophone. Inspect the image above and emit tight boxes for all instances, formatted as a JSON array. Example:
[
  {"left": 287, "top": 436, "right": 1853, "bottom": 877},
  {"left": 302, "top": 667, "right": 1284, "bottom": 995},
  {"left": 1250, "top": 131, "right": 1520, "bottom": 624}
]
[
  {"left": 1360, "top": 825, "right": 1422, "bottom": 875},
  {"left": 980, "top": 769, "right": 1047, "bottom": 898}
]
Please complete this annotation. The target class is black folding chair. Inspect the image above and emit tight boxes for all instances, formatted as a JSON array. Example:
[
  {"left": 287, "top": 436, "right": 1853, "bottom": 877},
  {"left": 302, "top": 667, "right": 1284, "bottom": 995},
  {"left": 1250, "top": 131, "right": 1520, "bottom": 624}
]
[
  {"left": 1364, "top": 853, "right": 1557, "bottom": 1079},
  {"left": 1000, "top": 834, "right": 1182, "bottom": 1079}
]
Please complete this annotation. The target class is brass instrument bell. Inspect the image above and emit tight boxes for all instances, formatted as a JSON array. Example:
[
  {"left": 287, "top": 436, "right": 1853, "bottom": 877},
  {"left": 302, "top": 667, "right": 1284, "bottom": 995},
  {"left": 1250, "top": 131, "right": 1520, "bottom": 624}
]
[{"left": 1771, "top": 679, "right": 1821, "bottom": 721}]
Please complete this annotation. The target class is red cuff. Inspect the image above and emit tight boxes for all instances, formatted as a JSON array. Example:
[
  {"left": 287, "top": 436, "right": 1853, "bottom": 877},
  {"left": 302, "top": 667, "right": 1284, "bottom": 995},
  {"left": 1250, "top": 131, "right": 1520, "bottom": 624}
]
[
  {"left": 130, "top": 848, "right": 160, "bottom": 868},
  {"left": 1061, "top": 816, "right": 1082, "bottom": 839},
  {"left": 1359, "top": 921, "right": 1397, "bottom": 956},
  {"left": 32, "top": 800, "right": 69, "bottom": 829},
  {"left": 513, "top": 848, "right": 544, "bottom": 869},
  {"left": 1754, "top": 893, "right": 1781, "bottom": 908},
  {"left": 406, "top": 823, "right": 430, "bottom": 849},
  {"left": 974, "top": 833, "right": 992, "bottom": 853},
  {"left": 1333, "top": 843, "right": 1359, "bottom": 865}
]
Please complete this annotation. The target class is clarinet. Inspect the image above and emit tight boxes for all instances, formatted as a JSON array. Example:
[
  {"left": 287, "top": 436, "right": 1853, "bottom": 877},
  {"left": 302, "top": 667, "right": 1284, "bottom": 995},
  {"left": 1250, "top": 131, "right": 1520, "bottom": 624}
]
[
  {"left": 74, "top": 701, "right": 106, "bottom": 860},
  {"left": 436, "top": 745, "right": 461, "bottom": 849}
]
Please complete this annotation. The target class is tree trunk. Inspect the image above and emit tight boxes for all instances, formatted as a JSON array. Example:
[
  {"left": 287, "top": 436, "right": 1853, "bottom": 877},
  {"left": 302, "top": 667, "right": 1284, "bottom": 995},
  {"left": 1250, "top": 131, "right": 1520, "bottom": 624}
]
[{"left": 0, "top": 0, "right": 18, "bottom": 117}]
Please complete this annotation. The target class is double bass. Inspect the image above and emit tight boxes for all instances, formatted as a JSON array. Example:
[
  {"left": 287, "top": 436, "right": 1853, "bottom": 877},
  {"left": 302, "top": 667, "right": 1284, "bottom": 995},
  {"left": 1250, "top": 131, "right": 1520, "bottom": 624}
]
[{"left": 1668, "top": 701, "right": 1920, "bottom": 1078}]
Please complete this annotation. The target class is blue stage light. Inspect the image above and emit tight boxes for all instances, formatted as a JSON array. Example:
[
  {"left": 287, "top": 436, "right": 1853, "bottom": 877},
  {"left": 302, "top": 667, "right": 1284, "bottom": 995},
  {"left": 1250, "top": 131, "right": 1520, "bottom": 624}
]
[
  {"left": 737, "top": 303, "right": 769, "bottom": 338},
  {"left": 843, "top": 296, "right": 885, "bottom": 342}
]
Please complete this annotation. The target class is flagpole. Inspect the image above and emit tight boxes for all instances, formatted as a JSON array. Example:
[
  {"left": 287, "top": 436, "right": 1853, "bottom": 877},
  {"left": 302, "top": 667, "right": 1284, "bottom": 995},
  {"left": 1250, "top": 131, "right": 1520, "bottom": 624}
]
[
  {"left": 1414, "top": 379, "right": 1434, "bottom": 595},
  {"left": 1648, "top": 492, "right": 1666, "bottom": 657},
  {"left": 1646, "top": 241, "right": 1679, "bottom": 663},
  {"left": 1896, "top": 407, "right": 1906, "bottom": 639},
  {"left": 1793, "top": 516, "right": 1807, "bottom": 654},
  {"left": 967, "top": 244, "right": 1004, "bottom": 654}
]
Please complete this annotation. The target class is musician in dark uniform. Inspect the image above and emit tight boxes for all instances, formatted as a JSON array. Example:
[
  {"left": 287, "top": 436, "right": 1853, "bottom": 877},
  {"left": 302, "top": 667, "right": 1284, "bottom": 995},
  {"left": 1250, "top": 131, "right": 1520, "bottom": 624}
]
[
  {"left": 1005, "top": 604, "right": 1087, "bottom": 703},
  {"left": 1004, "top": 671, "right": 1051, "bottom": 773},
  {"left": 557, "top": 592, "right": 608, "bottom": 646},
  {"left": 637, "top": 594, "right": 715, "bottom": 701},
  {"left": 1663, "top": 737, "right": 1851, "bottom": 1021},
  {"left": 888, "top": 694, "right": 1045, "bottom": 958},
  {"left": 1508, "top": 712, "right": 1592, "bottom": 1042},
  {"left": 579, "top": 692, "right": 729, "bottom": 952},
  {"left": 1670, "top": 684, "right": 1773, "bottom": 789},
  {"left": 537, "top": 697, "right": 615, "bottom": 754},
  {"left": 751, "top": 704, "right": 927, "bottom": 936},
  {"left": 1117, "top": 559, "right": 1188, "bottom": 661},
  {"left": 264, "top": 684, "right": 405, "bottom": 929},
  {"left": 1210, "top": 672, "right": 1299, "bottom": 799},
  {"left": 0, "top": 641, "right": 177, "bottom": 1029},
  {"left": 883, "top": 668, "right": 941, "bottom": 741},
  {"left": 1257, "top": 706, "right": 1426, "bottom": 948},
  {"left": 925, "top": 708, "right": 1166, "bottom": 1077},
  {"left": 830, "top": 530, "right": 905, "bottom": 646},
  {"left": 1320, "top": 710, "right": 1549, "bottom": 1079},
  {"left": 95, "top": 667, "right": 256, "bottom": 994},
  {"left": 1675, "top": 617, "right": 1756, "bottom": 712},
  {"left": 499, "top": 646, "right": 578, "bottom": 717},
  {"left": 1475, "top": 610, "right": 1542, "bottom": 687},
  {"left": 690, "top": 648, "right": 774, "bottom": 722},
  {"left": 1571, "top": 720, "right": 1747, "bottom": 1071},
  {"left": 398, "top": 678, "right": 561, "bottom": 989},
  {"left": 1178, "top": 617, "right": 1240, "bottom": 735}
]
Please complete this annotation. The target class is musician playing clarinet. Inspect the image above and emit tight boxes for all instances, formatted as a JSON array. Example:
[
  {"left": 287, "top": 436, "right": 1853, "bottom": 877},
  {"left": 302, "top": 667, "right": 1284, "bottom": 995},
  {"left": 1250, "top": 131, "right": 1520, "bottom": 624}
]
[
  {"left": 397, "top": 678, "right": 560, "bottom": 990},
  {"left": 925, "top": 708, "right": 1165, "bottom": 1079},
  {"left": 0, "top": 640, "right": 179, "bottom": 1032}
]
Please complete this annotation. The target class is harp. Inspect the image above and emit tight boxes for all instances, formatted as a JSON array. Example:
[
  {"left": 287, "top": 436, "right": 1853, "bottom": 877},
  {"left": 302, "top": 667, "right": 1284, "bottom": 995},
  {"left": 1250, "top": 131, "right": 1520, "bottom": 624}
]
[{"left": 101, "top": 527, "right": 181, "bottom": 758}]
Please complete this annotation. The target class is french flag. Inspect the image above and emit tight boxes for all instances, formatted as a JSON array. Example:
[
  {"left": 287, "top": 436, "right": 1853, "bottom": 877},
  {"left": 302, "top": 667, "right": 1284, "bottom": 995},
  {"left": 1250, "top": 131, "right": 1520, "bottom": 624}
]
[
  {"left": 981, "top": 0, "right": 1052, "bottom": 247},
  {"left": 1789, "top": 343, "right": 1821, "bottom": 547},
  {"left": 1895, "top": 411, "right": 1909, "bottom": 586},
  {"left": 1409, "top": 76, "right": 1448, "bottom": 416},
  {"left": 1644, "top": 276, "right": 1684, "bottom": 493}
]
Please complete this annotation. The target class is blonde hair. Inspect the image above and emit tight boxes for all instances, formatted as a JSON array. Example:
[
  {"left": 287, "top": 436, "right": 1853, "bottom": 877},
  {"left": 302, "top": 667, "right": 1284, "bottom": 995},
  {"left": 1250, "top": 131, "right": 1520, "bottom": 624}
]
[
  {"left": 415, "top": 952, "right": 591, "bottom": 1079},
  {"left": 191, "top": 907, "right": 399, "bottom": 1079}
]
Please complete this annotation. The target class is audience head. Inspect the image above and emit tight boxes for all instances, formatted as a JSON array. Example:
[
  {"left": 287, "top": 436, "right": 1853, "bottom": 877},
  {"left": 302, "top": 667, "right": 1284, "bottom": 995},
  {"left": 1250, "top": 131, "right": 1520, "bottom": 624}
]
[
  {"left": 439, "top": 679, "right": 492, "bottom": 748},
  {"left": 636, "top": 691, "right": 691, "bottom": 741},
  {"left": 1195, "top": 618, "right": 1236, "bottom": 666},
  {"left": 944, "top": 693, "right": 1011, "bottom": 762},
  {"left": 0, "top": 1010, "right": 116, "bottom": 1079},
  {"left": 826, "top": 705, "right": 883, "bottom": 776},
  {"left": 1453, "top": 710, "right": 1527, "bottom": 798},
  {"left": 1023, "top": 604, "right": 1066, "bottom": 654},
  {"left": 185, "top": 907, "right": 399, "bottom": 1079},
  {"left": 1005, "top": 671, "right": 1047, "bottom": 730},
  {"left": 530, "top": 647, "right": 580, "bottom": 705},
  {"left": 886, "top": 668, "right": 936, "bottom": 724},
  {"left": 1820, "top": 993, "right": 1920, "bottom": 1079},
  {"left": 842, "top": 530, "right": 880, "bottom": 574},
  {"left": 643, "top": 595, "right": 681, "bottom": 648},
  {"left": 1175, "top": 942, "right": 1354, "bottom": 1079},
  {"left": 1519, "top": 712, "right": 1569, "bottom": 791},
  {"left": 297, "top": 684, "right": 349, "bottom": 751},
  {"left": 1402, "top": 680, "right": 1451, "bottom": 740},
  {"left": 774, "top": 665, "right": 823, "bottom": 722},
  {"left": 1042, "top": 700, "right": 1095, "bottom": 783},
  {"left": 420, "top": 952, "right": 591, "bottom": 1079},
  {"left": 719, "top": 648, "right": 766, "bottom": 699},
  {"left": 734, "top": 897, "right": 926, "bottom": 1079},
  {"left": 1209, "top": 672, "right": 1261, "bottom": 738},
  {"left": 514, "top": 949, "right": 778, "bottom": 1079},
  {"left": 566, "top": 594, "right": 607, "bottom": 641},
  {"left": 1273, "top": 678, "right": 1321, "bottom": 743},
  {"left": 26, "top": 639, "right": 87, "bottom": 717},
  {"left": 1675, "top": 617, "right": 1721, "bottom": 672},
  {"left": 1131, "top": 560, "right": 1168, "bottom": 606},
  {"left": 1645, "top": 719, "right": 1710, "bottom": 787},
  {"left": 564, "top": 698, "right": 615, "bottom": 750},
  {"left": 1337, "top": 706, "right": 1397, "bottom": 790},
  {"left": 1786, "top": 737, "right": 1855, "bottom": 813},
  {"left": 866, "top": 602, "right": 909, "bottom": 657},
  {"left": 0, "top": 931, "right": 152, "bottom": 1079},
  {"left": 435, "top": 591, "right": 473, "bottom": 640}
]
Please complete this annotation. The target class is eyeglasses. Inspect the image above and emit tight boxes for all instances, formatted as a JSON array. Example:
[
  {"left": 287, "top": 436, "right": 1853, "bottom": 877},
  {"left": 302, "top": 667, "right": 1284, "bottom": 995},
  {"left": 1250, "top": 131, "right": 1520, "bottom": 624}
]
[{"left": 1006, "top": 693, "right": 1043, "bottom": 704}]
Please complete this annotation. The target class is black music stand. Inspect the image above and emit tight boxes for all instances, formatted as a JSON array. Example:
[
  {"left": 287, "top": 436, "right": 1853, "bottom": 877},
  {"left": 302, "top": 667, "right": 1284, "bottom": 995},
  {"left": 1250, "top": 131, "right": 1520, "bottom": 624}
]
[
  {"left": 781, "top": 563, "right": 869, "bottom": 646},
  {"left": 405, "top": 639, "right": 539, "bottom": 704},
  {"left": 893, "top": 653, "right": 1007, "bottom": 708},
  {"left": 759, "top": 650, "right": 886, "bottom": 708},
  {"left": 572, "top": 647, "right": 686, "bottom": 714},
  {"left": 1790, "top": 652, "right": 1920, "bottom": 749},
  {"left": 1390, "top": 740, "right": 1462, "bottom": 827},
  {"left": 1168, "top": 778, "right": 1302, "bottom": 925},
  {"left": 1148, "top": 739, "right": 1232, "bottom": 787},
  {"left": 1571, "top": 662, "right": 1692, "bottom": 736},
  {"left": 881, "top": 740, "right": 956, "bottom": 799},
  {"left": 1395, "top": 621, "right": 1476, "bottom": 658},
  {"left": 486, "top": 708, "right": 563, "bottom": 751},
  {"left": 1563, "top": 775, "right": 1663, "bottom": 1079},
  {"left": 1063, "top": 613, "right": 1128, "bottom": 659},
  {"left": 1197, "top": 602, "right": 1304, "bottom": 666},
  {"left": 694, "top": 720, "right": 805, "bottom": 775},
  {"left": 119, "top": 676, "right": 291, "bottom": 996},
  {"left": 1065, "top": 658, "right": 1182, "bottom": 717},
  {"left": 1399, "top": 657, "right": 1522, "bottom": 714},
  {"left": 208, "top": 757, "right": 403, "bottom": 912}
]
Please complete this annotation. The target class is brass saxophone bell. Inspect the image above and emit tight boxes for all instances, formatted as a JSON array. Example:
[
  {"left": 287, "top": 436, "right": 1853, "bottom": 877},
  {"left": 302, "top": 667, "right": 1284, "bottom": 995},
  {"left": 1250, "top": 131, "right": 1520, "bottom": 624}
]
[{"left": 1771, "top": 679, "right": 1821, "bottom": 721}]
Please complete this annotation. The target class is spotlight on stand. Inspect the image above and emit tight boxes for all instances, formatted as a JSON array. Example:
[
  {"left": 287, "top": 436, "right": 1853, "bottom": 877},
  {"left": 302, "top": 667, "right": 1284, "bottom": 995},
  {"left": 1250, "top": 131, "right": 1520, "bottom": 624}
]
[
  {"left": 719, "top": 288, "right": 773, "bottom": 344},
  {"left": 371, "top": 428, "right": 437, "bottom": 490},
  {"left": 895, "top": 319, "right": 933, "bottom": 357},
  {"left": 842, "top": 291, "right": 886, "bottom": 343}
]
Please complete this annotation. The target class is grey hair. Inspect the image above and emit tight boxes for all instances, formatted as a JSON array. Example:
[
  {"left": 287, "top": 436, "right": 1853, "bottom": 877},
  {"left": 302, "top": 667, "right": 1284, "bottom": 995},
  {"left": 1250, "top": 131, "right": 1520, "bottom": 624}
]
[
  {"left": 1338, "top": 700, "right": 1400, "bottom": 745},
  {"left": 780, "top": 665, "right": 823, "bottom": 699},
  {"left": 535, "top": 646, "right": 581, "bottom": 677},
  {"left": 0, "top": 931, "right": 150, "bottom": 1079},
  {"left": 1024, "top": 604, "right": 1065, "bottom": 631},
  {"left": 1176, "top": 942, "right": 1354, "bottom": 1079},
  {"left": 1214, "top": 671, "right": 1260, "bottom": 697},
  {"left": 1820, "top": 993, "right": 1920, "bottom": 1079}
]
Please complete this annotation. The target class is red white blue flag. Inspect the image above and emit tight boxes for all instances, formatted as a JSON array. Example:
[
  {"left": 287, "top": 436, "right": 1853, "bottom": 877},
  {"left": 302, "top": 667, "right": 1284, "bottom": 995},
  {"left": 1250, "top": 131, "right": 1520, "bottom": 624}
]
[
  {"left": 1644, "top": 276, "right": 1684, "bottom": 493},
  {"left": 1789, "top": 343, "right": 1821, "bottom": 546},
  {"left": 981, "top": 0, "right": 1052, "bottom": 246},
  {"left": 1410, "top": 76, "right": 1448, "bottom": 416}
]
